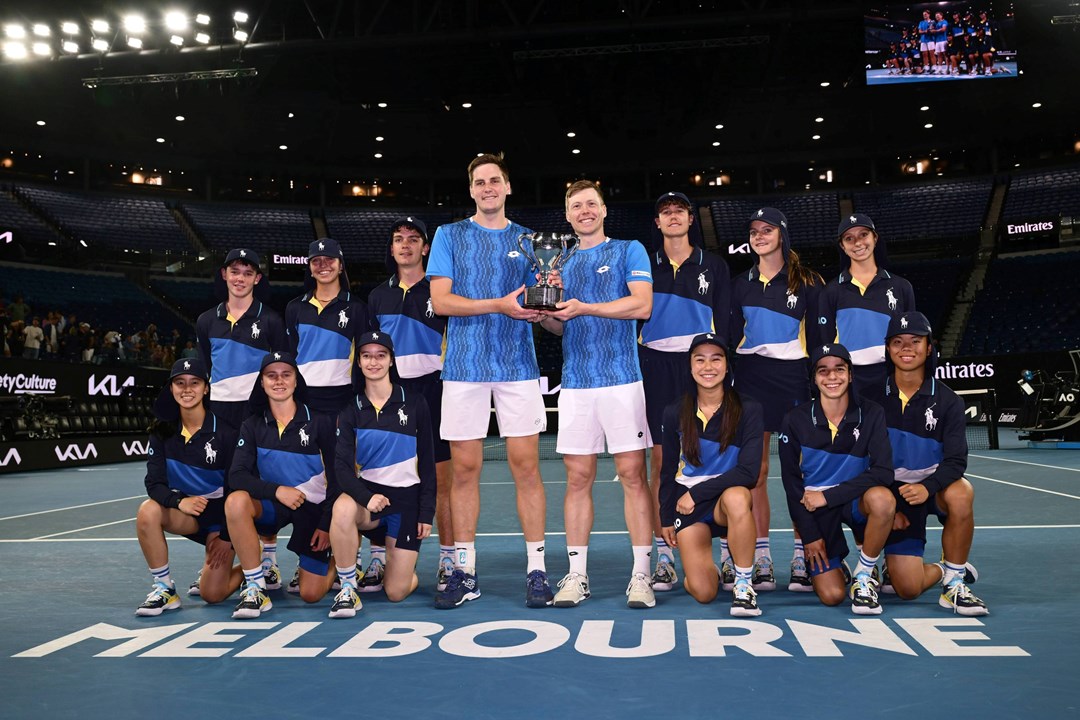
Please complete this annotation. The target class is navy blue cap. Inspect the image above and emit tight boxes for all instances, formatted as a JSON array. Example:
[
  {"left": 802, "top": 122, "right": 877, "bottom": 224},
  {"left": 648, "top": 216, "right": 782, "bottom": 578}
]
[
  {"left": 886, "top": 311, "right": 933, "bottom": 340},
  {"left": 689, "top": 332, "right": 727, "bottom": 355},
  {"left": 308, "top": 237, "right": 345, "bottom": 261},
  {"left": 222, "top": 248, "right": 262, "bottom": 273},
  {"left": 260, "top": 350, "right": 300, "bottom": 373},
  {"left": 749, "top": 206, "right": 791, "bottom": 256},
  {"left": 168, "top": 357, "right": 209, "bottom": 382},
  {"left": 390, "top": 216, "right": 429, "bottom": 242},
  {"left": 248, "top": 350, "right": 308, "bottom": 413},
  {"left": 357, "top": 330, "right": 395, "bottom": 355},
  {"left": 836, "top": 213, "right": 876, "bottom": 239},
  {"left": 655, "top": 191, "right": 691, "bottom": 215},
  {"left": 811, "top": 342, "right": 853, "bottom": 369}
]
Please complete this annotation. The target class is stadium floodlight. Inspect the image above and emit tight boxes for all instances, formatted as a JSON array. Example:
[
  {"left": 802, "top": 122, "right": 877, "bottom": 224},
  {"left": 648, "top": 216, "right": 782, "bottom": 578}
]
[
  {"left": 91, "top": 19, "right": 109, "bottom": 33},
  {"left": 62, "top": 22, "right": 79, "bottom": 35},
  {"left": 127, "top": 36, "right": 143, "bottom": 49},
  {"left": 4, "top": 24, "right": 27, "bottom": 39},
  {"left": 279, "top": 144, "right": 287, "bottom": 150},
  {"left": 195, "top": 31, "right": 210, "bottom": 43},
  {"left": 165, "top": 11, "right": 188, "bottom": 31},
  {"left": 124, "top": 15, "right": 147, "bottom": 34},
  {"left": 170, "top": 34, "right": 184, "bottom": 46},
  {"left": 36, "top": 120, "right": 46, "bottom": 126},
  {"left": 233, "top": 29, "right": 248, "bottom": 42},
  {"left": 195, "top": 13, "right": 210, "bottom": 25},
  {"left": 92, "top": 37, "right": 109, "bottom": 52},
  {"left": 233, "top": 11, "right": 249, "bottom": 23},
  {"left": 32, "top": 24, "right": 50, "bottom": 37},
  {"left": 156, "top": 137, "right": 165, "bottom": 143},
  {"left": 175, "top": 115, "right": 185, "bottom": 121},
  {"left": 62, "top": 40, "right": 79, "bottom": 53},
  {"left": 32, "top": 42, "right": 51, "bottom": 56},
  {"left": 2, "top": 41, "right": 28, "bottom": 60}
]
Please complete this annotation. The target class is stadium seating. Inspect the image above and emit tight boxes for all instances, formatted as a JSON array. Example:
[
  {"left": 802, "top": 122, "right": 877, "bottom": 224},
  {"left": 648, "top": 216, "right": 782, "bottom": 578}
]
[
  {"left": 324, "top": 208, "right": 453, "bottom": 264},
  {"left": 709, "top": 192, "right": 840, "bottom": 247},
  {"left": 182, "top": 202, "right": 316, "bottom": 256},
  {"left": 1001, "top": 167, "right": 1080, "bottom": 220},
  {"left": 16, "top": 185, "right": 189, "bottom": 253},
  {"left": 851, "top": 178, "right": 992, "bottom": 243},
  {"left": 0, "top": 189, "right": 59, "bottom": 248}
]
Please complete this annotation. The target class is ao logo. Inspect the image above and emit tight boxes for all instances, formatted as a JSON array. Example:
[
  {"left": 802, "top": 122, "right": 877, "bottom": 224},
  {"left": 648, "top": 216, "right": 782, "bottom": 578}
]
[
  {"left": 122, "top": 441, "right": 149, "bottom": 457},
  {"left": 55, "top": 443, "right": 98, "bottom": 462},
  {"left": 88, "top": 374, "right": 135, "bottom": 397},
  {"left": 1059, "top": 393, "right": 1076, "bottom": 403},
  {"left": 0, "top": 448, "right": 22, "bottom": 467}
]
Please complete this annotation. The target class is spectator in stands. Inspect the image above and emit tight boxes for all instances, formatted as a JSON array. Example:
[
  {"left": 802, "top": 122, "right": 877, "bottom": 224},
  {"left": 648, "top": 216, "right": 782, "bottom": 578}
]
[
  {"left": 9, "top": 294, "right": 29, "bottom": 324},
  {"left": 149, "top": 340, "right": 166, "bottom": 367},
  {"left": 638, "top": 191, "right": 731, "bottom": 595},
  {"left": 42, "top": 312, "right": 62, "bottom": 358},
  {"left": 22, "top": 316, "right": 44, "bottom": 359},
  {"left": 102, "top": 328, "right": 125, "bottom": 362},
  {"left": 7, "top": 319, "right": 25, "bottom": 357},
  {"left": 729, "top": 208, "right": 825, "bottom": 594},
  {"left": 171, "top": 328, "right": 184, "bottom": 357},
  {"left": 366, "top": 217, "right": 455, "bottom": 595},
  {"left": 180, "top": 340, "right": 199, "bottom": 359},
  {"left": 145, "top": 323, "right": 159, "bottom": 346},
  {"left": 79, "top": 322, "right": 96, "bottom": 363},
  {"left": 818, "top": 214, "right": 915, "bottom": 397},
  {"left": 863, "top": 311, "right": 987, "bottom": 616}
]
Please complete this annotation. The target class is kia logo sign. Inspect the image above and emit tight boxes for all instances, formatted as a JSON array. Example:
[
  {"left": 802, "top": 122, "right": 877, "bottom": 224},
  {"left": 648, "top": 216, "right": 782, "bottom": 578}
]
[
  {"left": 54, "top": 443, "right": 98, "bottom": 462},
  {"left": 122, "top": 441, "right": 149, "bottom": 457},
  {"left": 88, "top": 374, "right": 135, "bottom": 396},
  {"left": 0, "top": 448, "right": 21, "bottom": 467}
]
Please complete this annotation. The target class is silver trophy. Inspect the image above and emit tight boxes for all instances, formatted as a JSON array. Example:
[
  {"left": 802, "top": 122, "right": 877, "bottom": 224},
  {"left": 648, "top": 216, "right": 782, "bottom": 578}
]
[{"left": 517, "top": 232, "right": 580, "bottom": 310}]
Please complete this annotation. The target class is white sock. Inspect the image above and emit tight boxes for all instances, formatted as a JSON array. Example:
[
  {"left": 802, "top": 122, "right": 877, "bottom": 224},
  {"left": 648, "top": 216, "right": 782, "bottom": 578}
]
[
  {"left": 792, "top": 539, "right": 805, "bottom": 561},
  {"left": 526, "top": 540, "right": 546, "bottom": 573},
  {"left": 336, "top": 564, "right": 358, "bottom": 588},
  {"left": 242, "top": 566, "right": 266, "bottom": 590},
  {"left": 754, "top": 537, "right": 770, "bottom": 560},
  {"left": 149, "top": 564, "right": 173, "bottom": 588},
  {"left": 856, "top": 551, "right": 879, "bottom": 578},
  {"left": 369, "top": 546, "right": 386, "bottom": 567},
  {"left": 655, "top": 536, "right": 672, "bottom": 565},
  {"left": 734, "top": 564, "right": 754, "bottom": 585},
  {"left": 261, "top": 542, "right": 277, "bottom": 567},
  {"left": 632, "top": 545, "right": 652, "bottom": 576},
  {"left": 567, "top": 546, "right": 588, "bottom": 576},
  {"left": 720, "top": 538, "right": 731, "bottom": 564},
  {"left": 455, "top": 541, "right": 476, "bottom": 573},
  {"left": 941, "top": 560, "right": 965, "bottom": 585}
]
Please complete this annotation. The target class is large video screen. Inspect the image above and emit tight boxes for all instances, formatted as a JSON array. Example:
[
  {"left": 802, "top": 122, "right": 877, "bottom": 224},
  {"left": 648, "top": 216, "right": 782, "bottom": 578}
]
[{"left": 865, "top": 2, "right": 1017, "bottom": 86}]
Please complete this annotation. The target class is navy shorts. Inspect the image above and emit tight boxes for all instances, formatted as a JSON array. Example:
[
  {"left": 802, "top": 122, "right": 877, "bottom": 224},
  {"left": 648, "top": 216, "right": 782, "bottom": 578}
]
[
  {"left": 255, "top": 498, "right": 331, "bottom": 575},
  {"left": 803, "top": 498, "right": 866, "bottom": 576},
  {"left": 673, "top": 495, "right": 727, "bottom": 539},
  {"left": 400, "top": 371, "right": 451, "bottom": 464},
  {"left": 732, "top": 354, "right": 810, "bottom": 433},
  {"left": 182, "top": 497, "right": 226, "bottom": 546},
  {"left": 639, "top": 345, "right": 691, "bottom": 446},
  {"left": 358, "top": 480, "right": 425, "bottom": 553}
]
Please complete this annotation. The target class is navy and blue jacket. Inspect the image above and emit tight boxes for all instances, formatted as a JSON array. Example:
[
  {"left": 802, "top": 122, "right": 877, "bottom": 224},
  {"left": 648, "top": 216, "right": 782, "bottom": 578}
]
[
  {"left": 196, "top": 302, "right": 287, "bottom": 404},
  {"left": 284, "top": 289, "right": 370, "bottom": 413},
  {"left": 778, "top": 396, "right": 893, "bottom": 545},
  {"left": 334, "top": 384, "right": 437, "bottom": 525},
  {"left": 866, "top": 375, "right": 968, "bottom": 497},
  {"left": 639, "top": 246, "right": 730, "bottom": 352},
  {"left": 230, "top": 403, "right": 338, "bottom": 531},
  {"left": 659, "top": 396, "right": 764, "bottom": 527},
  {"left": 145, "top": 413, "right": 236, "bottom": 508},
  {"left": 730, "top": 264, "right": 822, "bottom": 361},
  {"left": 818, "top": 270, "right": 915, "bottom": 367},
  {"left": 368, "top": 276, "right": 446, "bottom": 380}
]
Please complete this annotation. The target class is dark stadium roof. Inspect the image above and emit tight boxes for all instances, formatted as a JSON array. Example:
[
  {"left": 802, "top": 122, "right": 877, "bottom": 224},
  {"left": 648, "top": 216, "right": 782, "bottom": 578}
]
[{"left": 1, "top": 0, "right": 1078, "bottom": 194}]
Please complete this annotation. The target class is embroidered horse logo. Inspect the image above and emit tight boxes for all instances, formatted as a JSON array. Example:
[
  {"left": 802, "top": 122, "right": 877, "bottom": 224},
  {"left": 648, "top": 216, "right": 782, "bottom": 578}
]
[
  {"left": 398, "top": 407, "right": 408, "bottom": 426},
  {"left": 251, "top": 322, "right": 261, "bottom": 340},
  {"left": 697, "top": 272, "right": 709, "bottom": 295},
  {"left": 299, "top": 427, "right": 310, "bottom": 446},
  {"left": 786, "top": 291, "right": 798, "bottom": 309},
  {"left": 425, "top": 298, "right": 434, "bottom": 318},
  {"left": 925, "top": 408, "right": 938, "bottom": 431},
  {"left": 338, "top": 310, "right": 348, "bottom": 328},
  {"left": 204, "top": 441, "right": 217, "bottom": 464},
  {"left": 886, "top": 289, "right": 898, "bottom": 311},
  {"left": 900, "top": 316, "right": 909, "bottom": 329},
  {"left": 853, "top": 427, "right": 860, "bottom": 442}
]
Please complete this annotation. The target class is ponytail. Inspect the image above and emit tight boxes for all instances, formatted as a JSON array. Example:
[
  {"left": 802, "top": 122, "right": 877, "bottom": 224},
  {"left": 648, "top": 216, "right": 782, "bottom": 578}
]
[{"left": 787, "top": 248, "right": 824, "bottom": 296}]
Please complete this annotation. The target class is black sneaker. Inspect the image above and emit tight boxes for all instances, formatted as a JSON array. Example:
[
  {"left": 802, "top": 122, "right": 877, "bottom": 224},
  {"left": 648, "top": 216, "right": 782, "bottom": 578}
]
[
  {"left": 881, "top": 563, "right": 895, "bottom": 594},
  {"left": 434, "top": 569, "right": 480, "bottom": 609},
  {"left": 850, "top": 571, "right": 882, "bottom": 615},
  {"left": 720, "top": 560, "right": 736, "bottom": 591},
  {"left": 788, "top": 557, "right": 813, "bottom": 592},
  {"left": 940, "top": 579, "right": 988, "bottom": 616},
  {"left": 263, "top": 563, "right": 282, "bottom": 591},
  {"left": 651, "top": 560, "right": 678, "bottom": 592},
  {"left": 525, "top": 569, "right": 554, "bottom": 608},
  {"left": 358, "top": 559, "right": 385, "bottom": 593},
  {"left": 731, "top": 580, "right": 762, "bottom": 617},
  {"left": 328, "top": 584, "right": 362, "bottom": 619},
  {"left": 232, "top": 583, "right": 272, "bottom": 619},
  {"left": 187, "top": 573, "right": 201, "bottom": 597},
  {"left": 135, "top": 582, "right": 181, "bottom": 616}
]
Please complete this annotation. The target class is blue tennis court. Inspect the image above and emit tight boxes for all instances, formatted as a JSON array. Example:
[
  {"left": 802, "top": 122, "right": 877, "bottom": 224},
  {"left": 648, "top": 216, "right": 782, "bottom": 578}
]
[{"left": 1, "top": 432, "right": 1077, "bottom": 719}]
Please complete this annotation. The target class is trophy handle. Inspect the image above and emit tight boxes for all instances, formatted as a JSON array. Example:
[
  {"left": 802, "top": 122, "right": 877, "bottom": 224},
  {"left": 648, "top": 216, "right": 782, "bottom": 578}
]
[
  {"left": 560, "top": 234, "right": 580, "bottom": 264},
  {"left": 517, "top": 233, "right": 539, "bottom": 271}
]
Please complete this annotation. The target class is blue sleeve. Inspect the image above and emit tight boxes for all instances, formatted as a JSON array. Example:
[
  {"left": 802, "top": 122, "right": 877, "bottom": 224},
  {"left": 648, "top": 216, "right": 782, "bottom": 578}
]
[
  {"left": 426, "top": 226, "right": 454, "bottom": 281},
  {"left": 778, "top": 411, "right": 821, "bottom": 544},
  {"left": 624, "top": 240, "right": 653, "bottom": 285},
  {"left": 687, "top": 400, "right": 763, "bottom": 503},
  {"left": 658, "top": 401, "right": 683, "bottom": 528}
]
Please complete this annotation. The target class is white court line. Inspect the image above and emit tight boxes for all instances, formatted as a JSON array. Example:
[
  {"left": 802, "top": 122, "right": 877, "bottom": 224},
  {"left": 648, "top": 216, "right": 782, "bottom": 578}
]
[
  {"left": 31, "top": 517, "right": 135, "bottom": 540},
  {"left": 0, "top": 495, "right": 144, "bottom": 522},
  {"left": 970, "top": 454, "right": 1080, "bottom": 473},
  {"left": 3, "top": 524, "right": 1078, "bottom": 543},
  {"left": 967, "top": 472, "right": 1080, "bottom": 500}
]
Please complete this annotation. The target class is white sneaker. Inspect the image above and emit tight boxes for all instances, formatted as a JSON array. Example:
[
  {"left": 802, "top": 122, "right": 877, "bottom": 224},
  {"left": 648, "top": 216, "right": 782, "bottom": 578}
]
[
  {"left": 651, "top": 560, "right": 678, "bottom": 592},
  {"left": 552, "top": 572, "right": 591, "bottom": 607},
  {"left": 625, "top": 572, "right": 656, "bottom": 608},
  {"left": 731, "top": 580, "right": 762, "bottom": 617}
]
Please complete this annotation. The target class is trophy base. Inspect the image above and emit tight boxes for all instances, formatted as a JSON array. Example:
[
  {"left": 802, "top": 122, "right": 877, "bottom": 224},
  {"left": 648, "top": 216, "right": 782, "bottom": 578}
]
[{"left": 523, "top": 285, "right": 562, "bottom": 311}]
